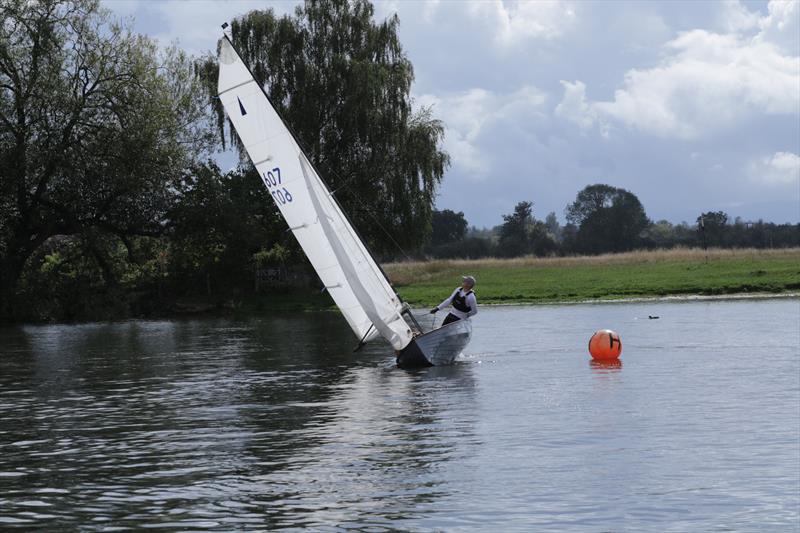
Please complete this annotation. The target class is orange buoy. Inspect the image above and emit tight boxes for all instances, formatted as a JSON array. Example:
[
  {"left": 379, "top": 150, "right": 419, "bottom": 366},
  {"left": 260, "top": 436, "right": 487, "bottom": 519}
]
[{"left": 588, "top": 329, "right": 622, "bottom": 360}]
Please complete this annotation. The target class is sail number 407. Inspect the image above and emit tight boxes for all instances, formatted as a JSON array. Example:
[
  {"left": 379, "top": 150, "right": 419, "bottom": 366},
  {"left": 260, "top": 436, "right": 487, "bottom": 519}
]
[{"left": 262, "top": 167, "right": 293, "bottom": 205}]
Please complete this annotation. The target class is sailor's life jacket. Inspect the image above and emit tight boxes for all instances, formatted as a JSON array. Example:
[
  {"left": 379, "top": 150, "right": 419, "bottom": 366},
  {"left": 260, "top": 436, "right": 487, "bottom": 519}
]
[{"left": 452, "top": 290, "right": 474, "bottom": 313}]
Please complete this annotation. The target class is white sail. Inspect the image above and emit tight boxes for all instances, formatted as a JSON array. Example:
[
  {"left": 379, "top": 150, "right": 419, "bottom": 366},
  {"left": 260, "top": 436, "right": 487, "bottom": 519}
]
[
  {"left": 217, "top": 37, "right": 413, "bottom": 350},
  {"left": 298, "top": 153, "right": 413, "bottom": 349}
]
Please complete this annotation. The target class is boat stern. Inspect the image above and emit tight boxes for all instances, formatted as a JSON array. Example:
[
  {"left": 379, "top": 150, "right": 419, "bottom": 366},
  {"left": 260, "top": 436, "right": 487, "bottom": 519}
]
[
  {"left": 396, "top": 339, "right": 432, "bottom": 368},
  {"left": 396, "top": 319, "right": 472, "bottom": 368}
]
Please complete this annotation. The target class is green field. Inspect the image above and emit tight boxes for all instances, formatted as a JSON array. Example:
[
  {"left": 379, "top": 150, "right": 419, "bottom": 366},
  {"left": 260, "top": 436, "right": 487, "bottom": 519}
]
[
  {"left": 238, "top": 248, "right": 799, "bottom": 313},
  {"left": 383, "top": 248, "right": 800, "bottom": 307}
]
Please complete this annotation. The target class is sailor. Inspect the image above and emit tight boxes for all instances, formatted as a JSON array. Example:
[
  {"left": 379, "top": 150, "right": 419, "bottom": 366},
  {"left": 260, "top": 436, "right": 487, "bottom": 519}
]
[{"left": 430, "top": 276, "right": 477, "bottom": 325}]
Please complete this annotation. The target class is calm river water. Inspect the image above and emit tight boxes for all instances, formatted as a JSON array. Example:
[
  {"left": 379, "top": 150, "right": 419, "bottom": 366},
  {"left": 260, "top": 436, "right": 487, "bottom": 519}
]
[{"left": 1, "top": 298, "right": 798, "bottom": 531}]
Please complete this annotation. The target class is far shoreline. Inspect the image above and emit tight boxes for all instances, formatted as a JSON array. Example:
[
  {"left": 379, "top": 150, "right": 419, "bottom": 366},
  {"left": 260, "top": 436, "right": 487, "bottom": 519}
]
[
  {"left": 475, "top": 291, "right": 800, "bottom": 308},
  {"left": 6, "top": 291, "right": 799, "bottom": 328},
  {"left": 4, "top": 248, "right": 798, "bottom": 326}
]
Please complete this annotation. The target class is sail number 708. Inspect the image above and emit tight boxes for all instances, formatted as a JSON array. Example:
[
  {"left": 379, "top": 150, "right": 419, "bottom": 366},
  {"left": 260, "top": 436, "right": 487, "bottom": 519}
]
[{"left": 262, "top": 167, "right": 293, "bottom": 205}]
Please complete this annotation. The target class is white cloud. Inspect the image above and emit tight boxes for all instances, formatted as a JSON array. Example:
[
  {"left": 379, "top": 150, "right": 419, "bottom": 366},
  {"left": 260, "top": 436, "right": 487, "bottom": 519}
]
[
  {"left": 554, "top": 80, "right": 595, "bottom": 131},
  {"left": 417, "top": 90, "right": 491, "bottom": 177},
  {"left": 756, "top": 0, "right": 800, "bottom": 54},
  {"left": 556, "top": 24, "right": 800, "bottom": 139},
  {"left": 417, "top": 86, "right": 548, "bottom": 179},
  {"left": 756, "top": 151, "right": 800, "bottom": 185},
  {"left": 420, "top": 0, "right": 442, "bottom": 24},
  {"left": 719, "top": 0, "right": 761, "bottom": 33},
  {"left": 466, "top": 0, "right": 575, "bottom": 46}
]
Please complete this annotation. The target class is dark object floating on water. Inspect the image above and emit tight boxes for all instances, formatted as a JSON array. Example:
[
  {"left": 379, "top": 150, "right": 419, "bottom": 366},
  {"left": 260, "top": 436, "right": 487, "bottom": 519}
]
[{"left": 648, "top": 315, "right": 660, "bottom": 319}]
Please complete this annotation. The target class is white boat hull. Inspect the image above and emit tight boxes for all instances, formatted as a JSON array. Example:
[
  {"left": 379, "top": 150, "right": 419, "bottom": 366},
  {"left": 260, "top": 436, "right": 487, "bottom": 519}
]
[{"left": 396, "top": 319, "right": 472, "bottom": 367}]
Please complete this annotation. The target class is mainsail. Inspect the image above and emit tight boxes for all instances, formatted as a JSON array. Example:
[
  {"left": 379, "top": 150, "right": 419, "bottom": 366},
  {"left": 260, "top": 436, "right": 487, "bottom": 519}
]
[{"left": 217, "top": 37, "right": 413, "bottom": 350}]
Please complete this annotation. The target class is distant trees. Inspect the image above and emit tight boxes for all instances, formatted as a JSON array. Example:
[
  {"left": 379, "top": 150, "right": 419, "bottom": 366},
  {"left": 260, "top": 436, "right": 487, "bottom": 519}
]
[
  {"left": 695, "top": 214, "right": 799, "bottom": 250},
  {"left": 424, "top": 209, "right": 494, "bottom": 259},
  {"left": 424, "top": 183, "right": 797, "bottom": 261},
  {"left": 544, "top": 212, "right": 562, "bottom": 243},
  {"left": 200, "top": 0, "right": 449, "bottom": 256},
  {"left": 641, "top": 220, "right": 696, "bottom": 249},
  {"left": 430, "top": 210, "right": 468, "bottom": 246},
  {"left": 498, "top": 201, "right": 534, "bottom": 257},
  {"left": 698, "top": 211, "right": 729, "bottom": 248},
  {"left": 497, "top": 201, "right": 555, "bottom": 257},
  {"left": 565, "top": 184, "right": 650, "bottom": 254},
  {"left": 426, "top": 201, "right": 560, "bottom": 259}
]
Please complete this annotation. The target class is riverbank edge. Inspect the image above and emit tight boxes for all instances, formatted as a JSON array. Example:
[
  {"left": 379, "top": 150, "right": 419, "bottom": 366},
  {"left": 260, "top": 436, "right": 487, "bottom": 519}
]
[
  {"left": 5, "top": 247, "right": 799, "bottom": 324},
  {"left": 477, "top": 291, "right": 800, "bottom": 307},
  {"left": 188, "top": 285, "right": 800, "bottom": 317},
  {"left": 4, "top": 290, "right": 798, "bottom": 326}
]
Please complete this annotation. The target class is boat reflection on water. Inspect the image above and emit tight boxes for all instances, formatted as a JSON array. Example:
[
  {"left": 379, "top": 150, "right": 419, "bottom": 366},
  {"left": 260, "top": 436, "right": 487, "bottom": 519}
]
[{"left": 244, "top": 347, "right": 481, "bottom": 523}]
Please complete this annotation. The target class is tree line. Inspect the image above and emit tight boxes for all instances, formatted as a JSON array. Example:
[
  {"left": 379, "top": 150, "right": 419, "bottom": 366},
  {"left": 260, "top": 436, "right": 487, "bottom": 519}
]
[
  {"left": 1, "top": 1, "right": 797, "bottom": 323},
  {"left": 428, "top": 185, "right": 799, "bottom": 259}
]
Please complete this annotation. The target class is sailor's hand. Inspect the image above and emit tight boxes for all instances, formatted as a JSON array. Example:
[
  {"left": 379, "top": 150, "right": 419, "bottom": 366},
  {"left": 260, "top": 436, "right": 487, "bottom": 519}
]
[{"left": 429, "top": 307, "right": 438, "bottom": 314}]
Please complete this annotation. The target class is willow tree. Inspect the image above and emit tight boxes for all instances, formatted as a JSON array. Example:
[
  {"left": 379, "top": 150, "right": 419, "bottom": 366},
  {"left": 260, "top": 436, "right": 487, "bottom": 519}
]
[
  {"left": 0, "top": 0, "right": 212, "bottom": 318},
  {"left": 203, "top": 0, "right": 449, "bottom": 256}
]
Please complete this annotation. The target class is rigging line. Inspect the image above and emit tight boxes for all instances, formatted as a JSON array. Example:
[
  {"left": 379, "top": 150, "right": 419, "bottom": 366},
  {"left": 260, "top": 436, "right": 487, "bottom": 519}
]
[
  {"left": 323, "top": 164, "right": 417, "bottom": 264},
  {"left": 317, "top": 162, "right": 415, "bottom": 263},
  {"left": 329, "top": 171, "right": 360, "bottom": 196},
  {"left": 357, "top": 203, "right": 415, "bottom": 263}
]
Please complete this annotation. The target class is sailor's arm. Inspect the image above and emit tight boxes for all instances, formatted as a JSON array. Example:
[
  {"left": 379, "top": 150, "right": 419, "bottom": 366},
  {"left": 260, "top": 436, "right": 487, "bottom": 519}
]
[{"left": 434, "top": 288, "right": 459, "bottom": 312}]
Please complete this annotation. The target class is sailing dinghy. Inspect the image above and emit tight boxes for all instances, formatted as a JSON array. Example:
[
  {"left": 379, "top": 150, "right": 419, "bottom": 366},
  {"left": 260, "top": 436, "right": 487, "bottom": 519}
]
[{"left": 217, "top": 34, "right": 471, "bottom": 367}]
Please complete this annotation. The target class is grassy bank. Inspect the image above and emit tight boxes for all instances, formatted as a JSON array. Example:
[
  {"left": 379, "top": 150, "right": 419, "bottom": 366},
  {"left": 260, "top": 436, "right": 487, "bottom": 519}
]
[{"left": 382, "top": 248, "right": 800, "bottom": 307}]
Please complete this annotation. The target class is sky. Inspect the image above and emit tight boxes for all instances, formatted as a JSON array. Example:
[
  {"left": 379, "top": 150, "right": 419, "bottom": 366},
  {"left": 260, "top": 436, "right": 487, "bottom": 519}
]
[{"left": 104, "top": 0, "right": 800, "bottom": 228}]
